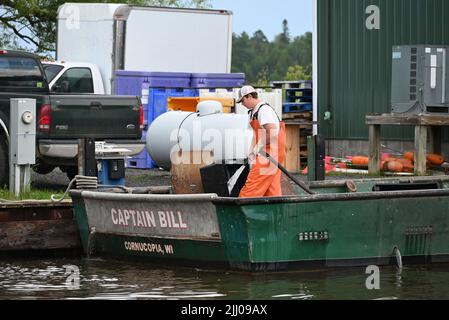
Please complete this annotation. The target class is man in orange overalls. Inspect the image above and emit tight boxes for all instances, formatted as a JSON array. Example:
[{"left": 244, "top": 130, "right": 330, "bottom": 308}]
[{"left": 237, "top": 85, "right": 286, "bottom": 198}]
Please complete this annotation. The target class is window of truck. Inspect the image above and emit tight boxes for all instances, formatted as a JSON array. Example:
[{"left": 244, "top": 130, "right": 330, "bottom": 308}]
[
  {"left": 54, "top": 67, "right": 94, "bottom": 93},
  {"left": 0, "top": 56, "right": 46, "bottom": 88},
  {"left": 43, "top": 64, "right": 64, "bottom": 82}
]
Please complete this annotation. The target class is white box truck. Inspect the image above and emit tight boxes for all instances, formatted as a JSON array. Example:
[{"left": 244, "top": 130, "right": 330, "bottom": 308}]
[{"left": 57, "top": 3, "right": 233, "bottom": 94}]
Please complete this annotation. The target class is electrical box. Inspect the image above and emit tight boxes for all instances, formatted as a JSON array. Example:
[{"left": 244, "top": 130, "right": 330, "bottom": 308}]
[
  {"left": 391, "top": 45, "right": 449, "bottom": 114},
  {"left": 97, "top": 159, "right": 125, "bottom": 186},
  {"left": 10, "top": 99, "right": 36, "bottom": 165}
]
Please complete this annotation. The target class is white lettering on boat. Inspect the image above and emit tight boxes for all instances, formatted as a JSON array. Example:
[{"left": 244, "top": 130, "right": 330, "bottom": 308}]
[
  {"left": 124, "top": 241, "right": 174, "bottom": 255},
  {"left": 111, "top": 208, "right": 187, "bottom": 229}
]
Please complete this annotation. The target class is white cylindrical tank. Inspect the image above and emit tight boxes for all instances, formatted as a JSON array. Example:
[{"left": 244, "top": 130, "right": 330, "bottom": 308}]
[{"left": 146, "top": 101, "right": 253, "bottom": 170}]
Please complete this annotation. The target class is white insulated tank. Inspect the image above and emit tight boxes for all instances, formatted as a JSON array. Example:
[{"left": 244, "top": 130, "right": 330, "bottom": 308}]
[{"left": 146, "top": 101, "right": 253, "bottom": 170}]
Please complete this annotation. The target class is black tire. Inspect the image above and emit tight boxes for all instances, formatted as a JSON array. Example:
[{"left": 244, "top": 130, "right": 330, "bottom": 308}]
[
  {"left": 65, "top": 166, "right": 78, "bottom": 182},
  {"left": 32, "top": 159, "right": 55, "bottom": 175},
  {"left": 0, "top": 138, "right": 9, "bottom": 188}
]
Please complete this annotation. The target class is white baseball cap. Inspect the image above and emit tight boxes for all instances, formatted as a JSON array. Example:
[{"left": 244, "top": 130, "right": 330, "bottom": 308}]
[{"left": 236, "top": 85, "right": 257, "bottom": 103}]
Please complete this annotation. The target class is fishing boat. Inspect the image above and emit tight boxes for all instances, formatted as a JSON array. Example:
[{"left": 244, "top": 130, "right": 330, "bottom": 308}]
[{"left": 70, "top": 175, "right": 449, "bottom": 272}]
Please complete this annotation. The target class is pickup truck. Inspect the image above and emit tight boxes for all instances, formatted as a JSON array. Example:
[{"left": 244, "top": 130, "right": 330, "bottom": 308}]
[
  {"left": 42, "top": 61, "right": 105, "bottom": 94},
  {"left": 0, "top": 49, "right": 145, "bottom": 186}
]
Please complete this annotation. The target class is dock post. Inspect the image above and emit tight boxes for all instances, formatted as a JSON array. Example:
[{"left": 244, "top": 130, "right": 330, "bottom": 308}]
[
  {"left": 368, "top": 124, "right": 381, "bottom": 175},
  {"left": 78, "top": 138, "right": 96, "bottom": 177},
  {"left": 414, "top": 125, "right": 427, "bottom": 175}
]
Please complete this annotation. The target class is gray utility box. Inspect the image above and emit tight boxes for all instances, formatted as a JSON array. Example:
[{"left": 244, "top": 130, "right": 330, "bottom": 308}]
[
  {"left": 10, "top": 99, "right": 36, "bottom": 165},
  {"left": 391, "top": 45, "right": 449, "bottom": 114}
]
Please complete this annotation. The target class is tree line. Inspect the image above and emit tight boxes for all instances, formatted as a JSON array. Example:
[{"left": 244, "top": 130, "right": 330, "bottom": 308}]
[
  {"left": 0, "top": 2, "right": 311, "bottom": 83},
  {"left": 232, "top": 20, "right": 312, "bottom": 86}
]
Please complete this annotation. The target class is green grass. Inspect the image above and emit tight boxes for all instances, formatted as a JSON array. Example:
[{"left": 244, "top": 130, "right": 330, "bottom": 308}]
[{"left": 0, "top": 188, "right": 64, "bottom": 201}]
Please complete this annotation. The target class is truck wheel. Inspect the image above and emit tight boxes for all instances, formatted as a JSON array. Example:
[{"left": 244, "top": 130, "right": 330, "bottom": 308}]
[
  {"left": 65, "top": 167, "right": 78, "bottom": 182},
  {"left": 0, "top": 138, "right": 9, "bottom": 187},
  {"left": 32, "top": 160, "right": 55, "bottom": 175}
]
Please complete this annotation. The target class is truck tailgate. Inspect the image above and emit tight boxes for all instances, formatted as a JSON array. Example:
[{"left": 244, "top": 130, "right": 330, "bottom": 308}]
[{"left": 48, "top": 95, "right": 141, "bottom": 139}]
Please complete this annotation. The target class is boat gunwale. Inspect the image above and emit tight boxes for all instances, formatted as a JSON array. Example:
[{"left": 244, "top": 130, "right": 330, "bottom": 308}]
[
  {"left": 69, "top": 175, "right": 449, "bottom": 205},
  {"left": 214, "top": 188, "right": 449, "bottom": 205},
  {"left": 70, "top": 190, "right": 218, "bottom": 202},
  {"left": 71, "top": 187, "right": 449, "bottom": 205}
]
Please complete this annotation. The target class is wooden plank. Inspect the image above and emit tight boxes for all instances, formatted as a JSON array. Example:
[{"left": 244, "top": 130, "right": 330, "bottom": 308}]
[
  {"left": 282, "top": 112, "right": 312, "bottom": 120},
  {"left": 414, "top": 125, "right": 428, "bottom": 175},
  {"left": 283, "top": 124, "right": 300, "bottom": 173},
  {"left": 0, "top": 220, "right": 81, "bottom": 251},
  {"left": 368, "top": 124, "right": 381, "bottom": 175},
  {"left": 366, "top": 113, "right": 449, "bottom": 126},
  {"left": 366, "top": 114, "right": 420, "bottom": 125},
  {"left": 0, "top": 207, "right": 73, "bottom": 222},
  {"left": 0, "top": 199, "right": 72, "bottom": 209},
  {"left": 170, "top": 150, "right": 214, "bottom": 194}
]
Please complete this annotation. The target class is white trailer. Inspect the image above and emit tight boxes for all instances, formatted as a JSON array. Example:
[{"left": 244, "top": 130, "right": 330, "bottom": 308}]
[{"left": 57, "top": 3, "right": 233, "bottom": 94}]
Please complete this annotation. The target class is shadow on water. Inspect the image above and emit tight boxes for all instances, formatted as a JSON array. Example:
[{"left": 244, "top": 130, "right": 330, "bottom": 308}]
[{"left": 2, "top": 257, "right": 449, "bottom": 300}]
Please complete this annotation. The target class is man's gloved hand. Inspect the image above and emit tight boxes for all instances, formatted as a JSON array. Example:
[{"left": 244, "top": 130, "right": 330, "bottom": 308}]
[
  {"left": 248, "top": 144, "right": 263, "bottom": 167},
  {"left": 248, "top": 152, "right": 256, "bottom": 166}
]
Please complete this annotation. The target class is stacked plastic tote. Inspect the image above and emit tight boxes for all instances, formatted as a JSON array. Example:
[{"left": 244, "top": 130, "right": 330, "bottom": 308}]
[
  {"left": 114, "top": 71, "right": 245, "bottom": 169},
  {"left": 282, "top": 80, "right": 313, "bottom": 113}
]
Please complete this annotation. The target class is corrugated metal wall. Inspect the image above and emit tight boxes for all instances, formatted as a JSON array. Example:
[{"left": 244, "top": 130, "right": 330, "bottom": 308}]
[{"left": 318, "top": 0, "right": 449, "bottom": 140}]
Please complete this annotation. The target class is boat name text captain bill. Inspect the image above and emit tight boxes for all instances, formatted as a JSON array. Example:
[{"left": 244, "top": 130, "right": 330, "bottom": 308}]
[{"left": 111, "top": 208, "right": 188, "bottom": 229}]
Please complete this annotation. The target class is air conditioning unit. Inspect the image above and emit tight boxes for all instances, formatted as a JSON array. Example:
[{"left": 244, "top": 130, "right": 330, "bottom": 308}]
[{"left": 391, "top": 45, "right": 449, "bottom": 114}]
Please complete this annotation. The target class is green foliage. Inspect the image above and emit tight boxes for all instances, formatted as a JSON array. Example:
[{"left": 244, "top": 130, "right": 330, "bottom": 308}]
[
  {"left": 0, "top": 0, "right": 211, "bottom": 54},
  {"left": 0, "top": 26, "right": 24, "bottom": 50},
  {"left": 232, "top": 21, "right": 312, "bottom": 85},
  {"left": 254, "top": 66, "right": 270, "bottom": 87},
  {"left": 285, "top": 64, "right": 312, "bottom": 81}
]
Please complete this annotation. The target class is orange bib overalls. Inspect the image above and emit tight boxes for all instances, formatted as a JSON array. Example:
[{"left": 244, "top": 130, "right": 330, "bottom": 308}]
[{"left": 239, "top": 104, "right": 286, "bottom": 198}]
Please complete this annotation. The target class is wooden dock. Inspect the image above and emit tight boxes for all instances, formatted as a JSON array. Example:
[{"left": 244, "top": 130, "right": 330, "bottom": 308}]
[
  {"left": 282, "top": 112, "right": 313, "bottom": 172},
  {"left": 0, "top": 199, "right": 81, "bottom": 255},
  {"left": 366, "top": 113, "right": 449, "bottom": 175}
]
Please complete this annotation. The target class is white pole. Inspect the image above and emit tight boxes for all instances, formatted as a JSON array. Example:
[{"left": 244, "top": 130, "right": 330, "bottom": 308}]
[{"left": 312, "top": 0, "right": 318, "bottom": 136}]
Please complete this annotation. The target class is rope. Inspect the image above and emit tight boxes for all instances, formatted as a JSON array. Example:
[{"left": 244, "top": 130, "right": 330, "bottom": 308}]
[
  {"left": 51, "top": 175, "right": 98, "bottom": 202},
  {"left": 51, "top": 175, "right": 132, "bottom": 202},
  {"left": 74, "top": 175, "right": 98, "bottom": 190}
]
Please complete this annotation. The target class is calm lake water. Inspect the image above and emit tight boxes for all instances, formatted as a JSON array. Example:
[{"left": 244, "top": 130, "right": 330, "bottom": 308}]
[{"left": 1, "top": 257, "right": 449, "bottom": 300}]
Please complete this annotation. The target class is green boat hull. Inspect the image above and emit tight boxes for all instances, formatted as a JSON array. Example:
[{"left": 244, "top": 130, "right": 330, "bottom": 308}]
[
  {"left": 215, "top": 193, "right": 449, "bottom": 271},
  {"left": 70, "top": 177, "right": 449, "bottom": 272}
]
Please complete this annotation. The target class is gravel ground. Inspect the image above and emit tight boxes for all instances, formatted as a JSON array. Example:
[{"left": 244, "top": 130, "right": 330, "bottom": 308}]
[
  {"left": 30, "top": 166, "right": 375, "bottom": 192},
  {"left": 30, "top": 164, "right": 447, "bottom": 192},
  {"left": 30, "top": 167, "right": 172, "bottom": 191}
]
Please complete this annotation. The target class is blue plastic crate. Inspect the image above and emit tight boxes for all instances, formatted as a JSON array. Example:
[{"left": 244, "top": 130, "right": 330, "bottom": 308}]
[
  {"left": 140, "top": 85, "right": 199, "bottom": 122},
  {"left": 285, "top": 88, "right": 313, "bottom": 103},
  {"left": 190, "top": 73, "right": 245, "bottom": 88},
  {"left": 282, "top": 103, "right": 313, "bottom": 113},
  {"left": 126, "top": 149, "right": 154, "bottom": 169},
  {"left": 127, "top": 130, "right": 154, "bottom": 169},
  {"left": 115, "top": 71, "right": 191, "bottom": 96},
  {"left": 115, "top": 74, "right": 143, "bottom": 96}
]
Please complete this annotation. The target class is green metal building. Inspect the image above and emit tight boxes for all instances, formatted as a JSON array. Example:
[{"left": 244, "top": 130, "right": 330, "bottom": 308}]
[{"left": 315, "top": 0, "right": 449, "bottom": 142}]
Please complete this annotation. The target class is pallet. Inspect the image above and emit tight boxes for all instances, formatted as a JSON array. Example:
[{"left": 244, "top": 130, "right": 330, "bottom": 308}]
[
  {"left": 285, "top": 97, "right": 312, "bottom": 104},
  {"left": 285, "top": 88, "right": 313, "bottom": 103},
  {"left": 282, "top": 111, "right": 312, "bottom": 120},
  {"left": 283, "top": 103, "right": 313, "bottom": 113},
  {"left": 271, "top": 80, "right": 312, "bottom": 89}
]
